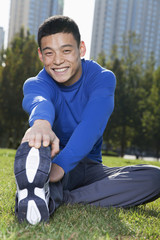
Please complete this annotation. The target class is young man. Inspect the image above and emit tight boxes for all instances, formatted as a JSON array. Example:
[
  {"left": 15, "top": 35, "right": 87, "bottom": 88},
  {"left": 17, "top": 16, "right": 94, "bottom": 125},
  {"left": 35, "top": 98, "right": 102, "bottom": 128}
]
[{"left": 14, "top": 16, "right": 160, "bottom": 225}]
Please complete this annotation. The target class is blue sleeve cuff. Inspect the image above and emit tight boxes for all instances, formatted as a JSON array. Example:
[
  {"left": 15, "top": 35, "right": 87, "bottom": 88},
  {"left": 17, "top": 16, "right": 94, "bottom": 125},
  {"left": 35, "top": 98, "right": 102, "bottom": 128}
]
[{"left": 52, "top": 148, "right": 78, "bottom": 173}]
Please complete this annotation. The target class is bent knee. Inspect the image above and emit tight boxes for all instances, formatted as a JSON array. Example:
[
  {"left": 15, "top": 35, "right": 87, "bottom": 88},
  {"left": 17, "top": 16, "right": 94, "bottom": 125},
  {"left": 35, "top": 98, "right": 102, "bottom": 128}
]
[{"left": 147, "top": 165, "right": 160, "bottom": 189}]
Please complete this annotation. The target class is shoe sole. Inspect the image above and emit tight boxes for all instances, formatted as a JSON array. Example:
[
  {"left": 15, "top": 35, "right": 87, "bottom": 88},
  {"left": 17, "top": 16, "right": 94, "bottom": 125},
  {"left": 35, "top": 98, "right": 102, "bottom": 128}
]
[{"left": 14, "top": 142, "right": 51, "bottom": 225}]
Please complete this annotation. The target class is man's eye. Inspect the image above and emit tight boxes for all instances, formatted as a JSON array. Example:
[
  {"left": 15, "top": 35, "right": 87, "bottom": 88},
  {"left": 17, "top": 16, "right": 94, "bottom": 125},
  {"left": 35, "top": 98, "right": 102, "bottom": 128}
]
[
  {"left": 63, "top": 49, "right": 71, "bottom": 54},
  {"left": 45, "top": 52, "right": 53, "bottom": 56}
]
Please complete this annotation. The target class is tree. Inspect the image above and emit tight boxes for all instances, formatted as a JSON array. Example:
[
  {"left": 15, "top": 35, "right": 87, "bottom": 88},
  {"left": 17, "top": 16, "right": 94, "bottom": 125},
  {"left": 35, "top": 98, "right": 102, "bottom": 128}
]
[
  {"left": 131, "top": 53, "right": 156, "bottom": 156},
  {"left": 142, "top": 66, "right": 160, "bottom": 159},
  {"left": 0, "top": 28, "right": 42, "bottom": 148},
  {"left": 98, "top": 33, "right": 145, "bottom": 157}
]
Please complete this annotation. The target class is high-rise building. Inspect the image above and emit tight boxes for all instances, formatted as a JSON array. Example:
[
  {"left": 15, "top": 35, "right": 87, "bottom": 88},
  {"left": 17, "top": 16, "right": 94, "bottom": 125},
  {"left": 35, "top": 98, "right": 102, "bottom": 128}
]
[
  {"left": 90, "top": 0, "right": 160, "bottom": 67},
  {"left": 8, "top": 0, "right": 64, "bottom": 44},
  {"left": 0, "top": 27, "right": 5, "bottom": 49}
]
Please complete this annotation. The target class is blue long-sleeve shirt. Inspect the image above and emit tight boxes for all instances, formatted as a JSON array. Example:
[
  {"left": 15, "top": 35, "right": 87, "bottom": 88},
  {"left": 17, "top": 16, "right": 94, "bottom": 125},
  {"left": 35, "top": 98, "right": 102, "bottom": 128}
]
[{"left": 22, "top": 59, "right": 116, "bottom": 173}]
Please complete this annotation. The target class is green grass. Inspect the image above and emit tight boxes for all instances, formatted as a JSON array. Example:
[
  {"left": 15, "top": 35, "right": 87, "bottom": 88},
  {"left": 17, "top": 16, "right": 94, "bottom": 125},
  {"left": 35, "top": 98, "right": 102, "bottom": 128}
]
[{"left": 0, "top": 149, "right": 160, "bottom": 240}]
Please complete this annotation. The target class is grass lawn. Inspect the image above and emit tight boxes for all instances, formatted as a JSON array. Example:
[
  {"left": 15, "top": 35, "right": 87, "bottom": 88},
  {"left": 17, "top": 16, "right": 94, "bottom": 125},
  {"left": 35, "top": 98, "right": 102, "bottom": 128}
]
[{"left": 0, "top": 148, "right": 160, "bottom": 240}]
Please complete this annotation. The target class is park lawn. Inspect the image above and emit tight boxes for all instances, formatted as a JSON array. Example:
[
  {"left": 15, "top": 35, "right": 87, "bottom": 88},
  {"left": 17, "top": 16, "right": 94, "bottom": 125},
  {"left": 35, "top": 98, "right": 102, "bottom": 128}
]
[{"left": 0, "top": 148, "right": 160, "bottom": 240}]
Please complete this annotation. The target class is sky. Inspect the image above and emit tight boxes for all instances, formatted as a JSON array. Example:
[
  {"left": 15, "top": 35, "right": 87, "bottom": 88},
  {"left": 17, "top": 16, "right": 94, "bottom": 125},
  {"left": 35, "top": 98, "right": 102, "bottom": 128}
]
[{"left": 0, "top": 0, "right": 95, "bottom": 59}]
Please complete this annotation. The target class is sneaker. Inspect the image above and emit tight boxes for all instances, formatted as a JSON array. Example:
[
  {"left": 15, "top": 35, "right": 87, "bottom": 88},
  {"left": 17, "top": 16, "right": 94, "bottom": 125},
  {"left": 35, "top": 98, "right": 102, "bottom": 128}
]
[{"left": 14, "top": 142, "right": 51, "bottom": 225}]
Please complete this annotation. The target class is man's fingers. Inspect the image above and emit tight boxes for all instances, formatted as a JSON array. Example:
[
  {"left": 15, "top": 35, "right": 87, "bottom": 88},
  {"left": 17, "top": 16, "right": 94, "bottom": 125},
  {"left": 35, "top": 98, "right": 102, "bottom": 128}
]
[
  {"left": 34, "top": 133, "right": 42, "bottom": 148},
  {"left": 43, "top": 134, "right": 50, "bottom": 147},
  {"left": 28, "top": 139, "right": 35, "bottom": 147},
  {"left": 22, "top": 132, "right": 42, "bottom": 148},
  {"left": 21, "top": 122, "right": 60, "bottom": 154},
  {"left": 51, "top": 137, "right": 60, "bottom": 158},
  {"left": 21, "top": 129, "right": 34, "bottom": 145}
]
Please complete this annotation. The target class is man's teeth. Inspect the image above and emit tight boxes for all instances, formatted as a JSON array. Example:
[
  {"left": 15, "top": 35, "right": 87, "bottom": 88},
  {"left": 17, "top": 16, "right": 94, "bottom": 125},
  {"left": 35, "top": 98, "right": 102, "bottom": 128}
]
[{"left": 54, "top": 68, "right": 67, "bottom": 72}]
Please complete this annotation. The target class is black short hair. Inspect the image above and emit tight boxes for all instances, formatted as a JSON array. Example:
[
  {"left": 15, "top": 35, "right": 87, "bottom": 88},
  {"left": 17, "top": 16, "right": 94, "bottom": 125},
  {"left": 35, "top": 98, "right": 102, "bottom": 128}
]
[{"left": 38, "top": 15, "right": 81, "bottom": 49}]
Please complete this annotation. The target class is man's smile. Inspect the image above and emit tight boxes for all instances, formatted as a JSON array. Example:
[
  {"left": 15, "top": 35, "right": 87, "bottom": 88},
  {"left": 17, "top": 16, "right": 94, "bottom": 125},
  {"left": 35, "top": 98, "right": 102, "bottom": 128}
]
[{"left": 53, "top": 67, "right": 69, "bottom": 73}]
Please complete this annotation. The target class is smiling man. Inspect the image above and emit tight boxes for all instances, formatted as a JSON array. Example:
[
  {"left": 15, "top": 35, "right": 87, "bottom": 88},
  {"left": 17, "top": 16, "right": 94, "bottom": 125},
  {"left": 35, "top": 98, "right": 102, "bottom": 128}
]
[
  {"left": 38, "top": 33, "right": 85, "bottom": 86},
  {"left": 14, "top": 16, "right": 160, "bottom": 225}
]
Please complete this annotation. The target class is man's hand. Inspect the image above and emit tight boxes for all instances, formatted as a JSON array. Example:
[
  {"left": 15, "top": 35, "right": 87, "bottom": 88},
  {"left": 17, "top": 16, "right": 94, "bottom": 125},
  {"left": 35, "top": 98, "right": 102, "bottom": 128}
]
[
  {"left": 22, "top": 119, "right": 59, "bottom": 158},
  {"left": 49, "top": 163, "right": 64, "bottom": 182}
]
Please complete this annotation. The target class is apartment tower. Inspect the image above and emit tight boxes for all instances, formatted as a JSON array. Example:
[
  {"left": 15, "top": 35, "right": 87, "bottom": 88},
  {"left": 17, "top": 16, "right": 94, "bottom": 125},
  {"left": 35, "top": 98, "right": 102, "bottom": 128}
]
[
  {"left": 90, "top": 0, "right": 160, "bottom": 67},
  {"left": 0, "top": 27, "right": 5, "bottom": 49},
  {"left": 8, "top": 0, "right": 64, "bottom": 44}
]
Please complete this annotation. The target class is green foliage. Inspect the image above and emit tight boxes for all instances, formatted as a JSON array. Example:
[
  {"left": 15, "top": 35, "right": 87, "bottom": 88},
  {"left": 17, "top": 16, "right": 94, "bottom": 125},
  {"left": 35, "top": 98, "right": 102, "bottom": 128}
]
[
  {"left": 1, "top": 150, "right": 160, "bottom": 240},
  {"left": 0, "top": 28, "right": 42, "bottom": 148},
  {"left": 142, "top": 66, "right": 160, "bottom": 158},
  {"left": 0, "top": 29, "right": 160, "bottom": 158},
  {"left": 98, "top": 32, "right": 160, "bottom": 158}
]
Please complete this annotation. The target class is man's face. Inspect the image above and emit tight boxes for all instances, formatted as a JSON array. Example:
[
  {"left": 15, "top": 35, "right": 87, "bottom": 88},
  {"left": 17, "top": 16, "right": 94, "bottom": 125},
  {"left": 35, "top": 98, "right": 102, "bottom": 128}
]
[{"left": 38, "top": 33, "right": 86, "bottom": 86}]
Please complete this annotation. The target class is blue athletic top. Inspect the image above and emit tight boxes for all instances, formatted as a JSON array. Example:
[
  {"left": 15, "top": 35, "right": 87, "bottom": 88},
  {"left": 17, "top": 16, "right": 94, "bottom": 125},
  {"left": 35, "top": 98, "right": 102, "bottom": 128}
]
[{"left": 22, "top": 59, "right": 116, "bottom": 173}]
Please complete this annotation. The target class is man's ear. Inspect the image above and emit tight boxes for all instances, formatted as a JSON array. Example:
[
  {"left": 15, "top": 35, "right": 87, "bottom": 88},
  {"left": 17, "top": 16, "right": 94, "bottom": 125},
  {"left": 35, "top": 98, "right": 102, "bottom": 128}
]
[
  {"left": 79, "top": 41, "right": 86, "bottom": 57},
  {"left": 38, "top": 47, "right": 43, "bottom": 62}
]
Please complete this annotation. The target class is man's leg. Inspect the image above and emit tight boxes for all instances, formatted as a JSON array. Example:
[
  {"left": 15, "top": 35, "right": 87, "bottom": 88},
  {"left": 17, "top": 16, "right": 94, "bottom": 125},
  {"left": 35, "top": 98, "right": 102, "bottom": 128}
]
[
  {"left": 14, "top": 142, "right": 51, "bottom": 225},
  {"left": 63, "top": 159, "right": 160, "bottom": 208},
  {"left": 14, "top": 143, "right": 89, "bottom": 224}
]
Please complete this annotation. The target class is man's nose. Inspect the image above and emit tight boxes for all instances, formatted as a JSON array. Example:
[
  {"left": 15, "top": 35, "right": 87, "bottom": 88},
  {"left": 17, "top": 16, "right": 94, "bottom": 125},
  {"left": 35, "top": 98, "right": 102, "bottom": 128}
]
[{"left": 53, "top": 53, "right": 64, "bottom": 65}]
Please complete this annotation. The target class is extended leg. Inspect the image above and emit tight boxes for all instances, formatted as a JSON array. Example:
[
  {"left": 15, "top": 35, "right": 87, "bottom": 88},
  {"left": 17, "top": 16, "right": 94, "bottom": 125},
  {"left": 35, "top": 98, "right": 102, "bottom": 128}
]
[{"left": 63, "top": 161, "right": 160, "bottom": 208}]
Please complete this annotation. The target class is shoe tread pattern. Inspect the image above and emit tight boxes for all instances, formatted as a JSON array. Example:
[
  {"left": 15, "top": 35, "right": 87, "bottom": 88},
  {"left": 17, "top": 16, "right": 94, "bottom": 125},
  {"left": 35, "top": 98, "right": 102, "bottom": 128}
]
[{"left": 14, "top": 142, "right": 51, "bottom": 224}]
